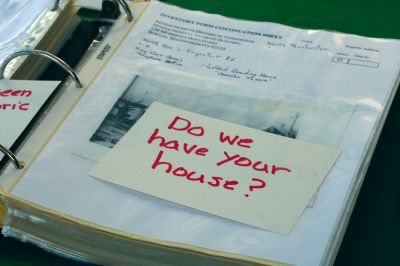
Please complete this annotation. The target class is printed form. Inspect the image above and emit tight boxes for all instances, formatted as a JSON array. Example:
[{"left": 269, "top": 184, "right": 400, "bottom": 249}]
[{"left": 127, "top": 1, "right": 400, "bottom": 102}]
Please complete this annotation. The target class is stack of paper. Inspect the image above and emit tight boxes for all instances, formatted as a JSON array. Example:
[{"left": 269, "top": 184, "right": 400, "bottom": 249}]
[
  {"left": 1, "top": 1, "right": 400, "bottom": 265},
  {"left": 0, "top": 0, "right": 79, "bottom": 79}
]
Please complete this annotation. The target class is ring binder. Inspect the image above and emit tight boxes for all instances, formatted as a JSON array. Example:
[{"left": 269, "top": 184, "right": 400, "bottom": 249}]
[
  {"left": 0, "top": 49, "right": 83, "bottom": 88},
  {"left": 0, "top": 144, "right": 24, "bottom": 170},
  {"left": 116, "top": 0, "right": 134, "bottom": 22}
]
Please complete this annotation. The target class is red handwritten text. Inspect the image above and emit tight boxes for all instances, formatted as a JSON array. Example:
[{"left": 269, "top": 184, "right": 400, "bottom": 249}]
[
  {"left": 0, "top": 88, "right": 32, "bottom": 111},
  {"left": 168, "top": 116, "right": 204, "bottom": 136},
  {"left": 151, "top": 150, "right": 240, "bottom": 191},
  {"left": 245, "top": 178, "right": 267, "bottom": 197},
  {"left": 219, "top": 132, "right": 254, "bottom": 148},
  {"left": 216, "top": 151, "right": 291, "bottom": 175},
  {"left": 0, "top": 102, "right": 29, "bottom": 111},
  {"left": 148, "top": 128, "right": 208, "bottom": 156},
  {"left": 0, "top": 89, "right": 32, "bottom": 97},
  {"left": 145, "top": 114, "right": 293, "bottom": 198}
]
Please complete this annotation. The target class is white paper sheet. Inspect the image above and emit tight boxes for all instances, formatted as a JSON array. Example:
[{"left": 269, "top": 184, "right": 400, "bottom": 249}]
[{"left": 11, "top": 2, "right": 400, "bottom": 265}]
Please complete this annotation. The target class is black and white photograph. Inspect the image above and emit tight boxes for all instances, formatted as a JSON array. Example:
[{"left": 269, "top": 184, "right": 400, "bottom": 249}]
[
  {"left": 78, "top": 74, "right": 353, "bottom": 161},
  {"left": 90, "top": 77, "right": 148, "bottom": 148},
  {"left": 263, "top": 112, "right": 302, "bottom": 139}
]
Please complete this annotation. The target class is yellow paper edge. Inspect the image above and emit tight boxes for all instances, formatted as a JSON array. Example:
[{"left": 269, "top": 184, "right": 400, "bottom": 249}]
[{"left": 2, "top": 191, "right": 291, "bottom": 266}]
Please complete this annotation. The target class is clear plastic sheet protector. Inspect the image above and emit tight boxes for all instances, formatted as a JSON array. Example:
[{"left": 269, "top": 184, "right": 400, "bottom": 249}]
[
  {"left": 0, "top": 0, "right": 52, "bottom": 62},
  {"left": 0, "top": 0, "right": 70, "bottom": 77},
  {"left": 7, "top": 1, "right": 400, "bottom": 265}
]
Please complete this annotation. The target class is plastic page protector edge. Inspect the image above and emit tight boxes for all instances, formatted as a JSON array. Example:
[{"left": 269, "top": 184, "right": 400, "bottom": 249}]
[{"left": 90, "top": 102, "right": 341, "bottom": 235}]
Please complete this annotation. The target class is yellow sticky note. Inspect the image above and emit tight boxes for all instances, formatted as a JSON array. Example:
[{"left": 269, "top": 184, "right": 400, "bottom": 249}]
[{"left": 90, "top": 102, "right": 340, "bottom": 234}]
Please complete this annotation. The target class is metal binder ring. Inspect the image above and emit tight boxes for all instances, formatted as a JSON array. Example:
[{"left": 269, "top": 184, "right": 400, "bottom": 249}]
[
  {"left": 0, "top": 49, "right": 83, "bottom": 88},
  {"left": 52, "top": 0, "right": 60, "bottom": 11},
  {"left": 0, "top": 144, "right": 24, "bottom": 169},
  {"left": 116, "top": 0, "right": 134, "bottom": 22}
]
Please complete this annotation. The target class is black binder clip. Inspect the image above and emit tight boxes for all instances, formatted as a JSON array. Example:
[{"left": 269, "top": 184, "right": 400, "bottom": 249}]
[
  {"left": 94, "top": 0, "right": 134, "bottom": 24},
  {"left": 99, "top": 0, "right": 121, "bottom": 22}
]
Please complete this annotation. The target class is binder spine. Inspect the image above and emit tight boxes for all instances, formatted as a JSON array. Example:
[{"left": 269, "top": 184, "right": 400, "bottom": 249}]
[
  {"left": 0, "top": 144, "right": 24, "bottom": 170},
  {"left": 0, "top": 49, "right": 83, "bottom": 88}
]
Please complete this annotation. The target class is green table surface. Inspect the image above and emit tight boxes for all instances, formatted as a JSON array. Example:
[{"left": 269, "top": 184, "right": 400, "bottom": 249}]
[{"left": 1, "top": 1, "right": 399, "bottom": 265}]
